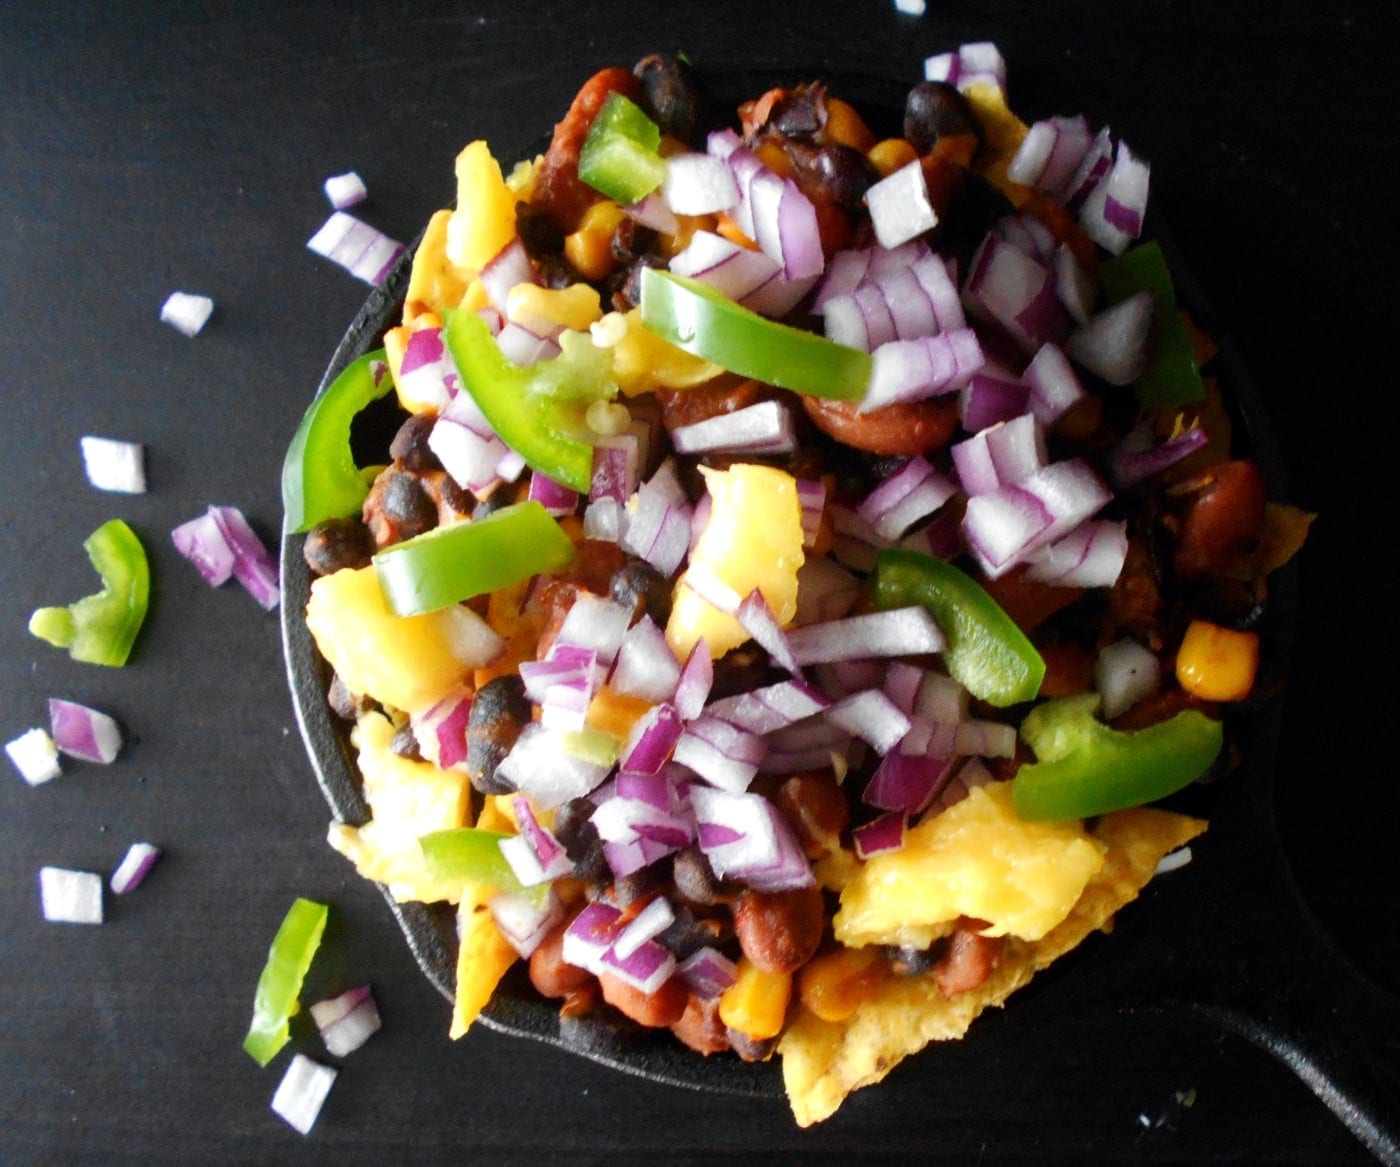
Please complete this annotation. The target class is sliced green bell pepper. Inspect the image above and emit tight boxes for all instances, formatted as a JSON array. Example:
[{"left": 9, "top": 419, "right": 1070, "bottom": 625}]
[
  {"left": 639, "top": 268, "right": 871, "bottom": 401},
  {"left": 418, "top": 828, "right": 550, "bottom": 908},
  {"left": 1011, "top": 693, "right": 1223, "bottom": 822},
  {"left": 372, "top": 500, "right": 576, "bottom": 616},
  {"left": 282, "top": 349, "right": 394, "bottom": 534},
  {"left": 578, "top": 91, "right": 667, "bottom": 204},
  {"left": 29, "top": 518, "right": 149, "bottom": 667},
  {"left": 443, "top": 309, "right": 615, "bottom": 493},
  {"left": 1098, "top": 242, "right": 1205, "bottom": 409},
  {"left": 871, "top": 548, "right": 1045, "bottom": 707},
  {"left": 242, "top": 897, "right": 329, "bottom": 1067}
]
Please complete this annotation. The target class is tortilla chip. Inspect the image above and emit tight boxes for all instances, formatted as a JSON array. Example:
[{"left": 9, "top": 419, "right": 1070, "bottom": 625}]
[{"left": 778, "top": 806, "right": 1206, "bottom": 1126}]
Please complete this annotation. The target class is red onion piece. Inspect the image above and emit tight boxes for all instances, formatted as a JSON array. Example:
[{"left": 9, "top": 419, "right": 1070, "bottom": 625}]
[
  {"left": 676, "top": 946, "right": 739, "bottom": 999},
  {"left": 621, "top": 703, "right": 685, "bottom": 775},
  {"left": 495, "top": 320, "right": 561, "bottom": 366},
  {"left": 674, "top": 641, "right": 713, "bottom": 721},
  {"left": 562, "top": 902, "right": 626, "bottom": 973},
  {"left": 962, "top": 486, "right": 1053, "bottom": 576},
  {"left": 599, "top": 937, "right": 677, "bottom": 994},
  {"left": 864, "top": 748, "right": 956, "bottom": 815},
  {"left": 663, "top": 152, "right": 740, "bottom": 215},
  {"left": 674, "top": 715, "right": 766, "bottom": 793},
  {"left": 706, "top": 679, "right": 831, "bottom": 737},
  {"left": 271, "top": 1054, "right": 337, "bottom": 1136},
  {"left": 690, "top": 786, "right": 813, "bottom": 891},
  {"left": 519, "top": 643, "right": 597, "bottom": 705},
  {"left": 209, "top": 506, "right": 280, "bottom": 610},
  {"left": 159, "top": 291, "right": 214, "bottom": 338},
  {"left": 496, "top": 724, "right": 612, "bottom": 809},
  {"left": 670, "top": 230, "right": 780, "bottom": 302},
  {"left": 621, "top": 469, "right": 694, "bottom": 578},
  {"left": 1007, "top": 116, "right": 1093, "bottom": 199},
  {"left": 670, "top": 401, "right": 797, "bottom": 457},
  {"left": 736, "top": 589, "right": 799, "bottom": 674},
  {"left": 39, "top": 866, "right": 102, "bottom": 924},
  {"left": 172, "top": 510, "right": 235, "bottom": 586},
  {"left": 785, "top": 607, "right": 946, "bottom": 667},
  {"left": 826, "top": 690, "right": 913, "bottom": 755},
  {"left": 311, "top": 985, "right": 382, "bottom": 1056},
  {"left": 47, "top": 698, "right": 122, "bottom": 764},
  {"left": 964, "top": 233, "right": 1070, "bottom": 354},
  {"left": 952, "top": 719, "right": 1018, "bottom": 758},
  {"left": 6, "top": 728, "right": 60, "bottom": 786},
  {"left": 1023, "top": 342, "right": 1087, "bottom": 425},
  {"left": 430, "top": 415, "right": 509, "bottom": 496},
  {"left": 554, "top": 594, "right": 634, "bottom": 667},
  {"left": 584, "top": 497, "right": 623, "bottom": 542},
  {"left": 1080, "top": 140, "right": 1150, "bottom": 255},
  {"left": 985, "top": 413, "right": 1049, "bottom": 487},
  {"left": 1064, "top": 126, "right": 1114, "bottom": 212},
  {"left": 960, "top": 371, "right": 1030, "bottom": 433},
  {"left": 863, "top": 327, "right": 985, "bottom": 412},
  {"left": 306, "top": 211, "right": 404, "bottom": 284},
  {"left": 80, "top": 436, "right": 146, "bottom": 494},
  {"left": 612, "top": 897, "right": 676, "bottom": 960},
  {"left": 853, "top": 812, "right": 908, "bottom": 859},
  {"left": 1053, "top": 244, "right": 1099, "bottom": 325},
  {"left": 1024, "top": 519, "right": 1128, "bottom": 588},
  {"left": 610, "top": 616, "right": 681, "bottom": 704},
  {"left": 530, "top": 471, "right": 580, "bottom": 517},
  {"left": 866, "top": 160, "right": 938, "bottom": 250},
  {"left": 856, "top": 456, "right": 958, "bottom": 541},
  {"left": 1067, "top": 291, "right": 1155, "bottom": 386},
  {"left": 398, "top": 327, "right": 459, "bottom": 410},
  {"left": 110, "top": 842, "right": 161, "bottom": 894},
  {"left": 1095, "top": 637, "right": 1162, "bottom": 720},
  {"left": 512, "top": 795, "right": 575, "bottom": 880},
  {"left": 625, "top": 191, "right": 680, "bottom": 235},
  {"left": 323, "top": 171, "right": 367, "bottom": 209},
  {"left": 923, "top": 41, "right": 1007, "bottom": 95},
  {"left": 1109, "top": 420, "right": 1209, "bottom": 488},
  {"left": 993, "top": 214, "right": 1057, "bottom": 265}
]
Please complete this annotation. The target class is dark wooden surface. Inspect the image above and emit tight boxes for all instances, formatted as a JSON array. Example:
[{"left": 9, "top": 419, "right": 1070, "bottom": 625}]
[{"left": 2, "top": 2, "right": 1397, "bottom": 1163}]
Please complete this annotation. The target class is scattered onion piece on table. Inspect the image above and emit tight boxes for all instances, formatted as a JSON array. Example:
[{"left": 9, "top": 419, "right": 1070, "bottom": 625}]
[
  {"left": 310, "top": 986, "right": 382, "bottom": 1056},
  {"left": 307, "top": 211, "right": 405, "bottom": 285},
  {"left": 159, "top": 291, "right": 214, "bottom": 337},
  {"left": 322, "top": 171, "right": 368, "bottom": 209},
  {"left": 79, "top": 436, "right": 146, "bottom": 494},
  {"left": 172, "top": 505, "right": 280, "bottom": 609},
  {"left": 6, "top": 727, "right": 62, "bottom": 785},
  {"left": 110, "top": 843, "right": 162, "bottom": 894},
  {"left": 48, "top": 698, "right": 123, "bottom": 764},
  {"left": 39, "top": 866, "right": 103, "bottom": 924},
  {"left": 271, "top": 1054, "right": 337, "bottom": 1136}
]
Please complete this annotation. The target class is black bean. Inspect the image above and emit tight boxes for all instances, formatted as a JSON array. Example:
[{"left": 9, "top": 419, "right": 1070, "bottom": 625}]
[
  {"left": 609, "top": 559, "right": 672, "bottom": 626},
  {"left": 326, "top": 673, "right": 370, "bottom": 721},
  {"left": 771, "top": 90, "right": 824, "bottom": 139},
  {"left": 726, "top": 1029, "right": 778, "bottom": 1063},
  {"left": 439, "top": 474, "right": 476, "bottom": 518},
  {"left": 389, "top": 413, "right": 441, "bottom": 474},
  {"left": 613, "top": 863, "right": 667, "bottom": 908},
  {"left": 811, "top": 143, "right": 876, "bottom": 214},
  {"left": 903, "top": 81, "right": 982, "bottom": 154},
  {"left": 610, "top": 218, "right": 658, "bottom": 266},
  {"left": 633, "top": 53, "right": 703, "bottom": 144},
  {"left": 516, "top": 200, "right": 565, "bottom": 259},
  {"left": 672, "top": 846, "right": 737, "bottom": 906},
  {"left": 390, "top": 723, "right": 423, "bottom": 761},
  {"left": 658, "top": 904, "right": 723, "bottom": 960},
  {"left": 608, "top": 254, "right": 662, "bottom": 313},
  {"left": 554, "top": 799, "right": 611, "bottom": 888},
  {"left": 471, "top": 490, "right": 510, "bottom": 520},
  {"left": 886, "top": 943, "right": 937, "bottom": 977},
  {"left": 381, "top": 470, "right": 437, "bottom": 540},
  {"left": 537, "top": 251, "right": 579, "bottom": 290},
  {"left": 466, "top": 675, "right": 531, "bottom": 794},
  {"left": 303, "top": 517, "right": 374, "bottom": 575}
]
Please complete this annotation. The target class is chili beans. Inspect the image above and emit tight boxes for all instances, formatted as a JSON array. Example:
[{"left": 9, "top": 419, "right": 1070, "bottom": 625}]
[
  {"left": 670, "top": 993, "right": 732, "bottom": 1056},
  {"left": 1173, "top": 460, "right": 1268, "bottom": 579},
  {"left": 599, "top": 970, "right": 688, "bottom": 1028},
  {"left": 731, "top": 885, "right": 825, "bottom": 974},
  {"left": 389, "top": 413, "right": 441, "bottom": 474},
  {"left": 802, "top": 393, "right": 960, "bottom": 456},
  {"left": 363, "top": 467, "right": 436, "bottom": 547}
]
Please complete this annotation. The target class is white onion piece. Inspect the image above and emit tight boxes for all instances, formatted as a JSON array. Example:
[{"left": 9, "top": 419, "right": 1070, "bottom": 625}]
[
  {"left": 663, "top": 152, "right": 740, "bottom": 214},
  {"left": 857, "top": 457, "right": 957, "bottom": 541},
  {"left": 953, "top": 719, "right": 1018, "bottom": 758},
  {"left": 311, "top": 985, "right": 382, "bottom": 1056},
  {"left": 1079, "top": 140, "right": 1150, "bottom": 255},
  {"left": 1095, "top": 638, "right": 1163, "bottom": 720},
  {"left": 786, "top": 607, "right": 946, "bottom": 666},
  {"left": 271, "top": 1055, "right": 337, "bottom": 1136},
  {"left": 7, "top": 728, "right": 60, "bottom": 785},
  {"left": 1067, "top": 291, "right": 1155, "bottom": 385},
  {"left": 39, "top": 866, "right": 102, "bottom": 924},
  {"left": 159, "top": 291, "right": 215, "bottom": 337},
  {"left": 80, "top": 436, "right": 146, "bottom": 494},
  {"left": 48, "top": 698, "right": 122, "bottom": 764},
  {"left": 110, "top": 842, "right": 161, "bottom": 894},
  {"left": 866, "top": 160, "right": 938, "bottom": 250},
  {"left": 862, "top": 328, "right": 985, "bottom": 413},
  {"left": 496, "top": 724, "right": 612, "bottom": 809},
  {"left": 923, "top": 42, "right": 1007, "bottom": 96},
  {"left": 1155, "top": 847, "right": 1194, "bottom": 875},
  {"left": 1024, "top": 519, "right": 1128, "bottom": 588},
  {"left": 306, "top": 211, "right": 404, "bottom": 284},
  {"left": 583, "top": 497, "right": 623, "bottom": 542},
  {"left": 1024, "top": 342, "right": 1086, "bottom": 425},
  {"left": 323, "top": 170, "right": 368, "bottom": 209},
  {"left": 1053, "top": 244, "right": 1099, "bottom": 325},
  {"left": 610, "top": 616, "right": 681, "bottom": 704}
]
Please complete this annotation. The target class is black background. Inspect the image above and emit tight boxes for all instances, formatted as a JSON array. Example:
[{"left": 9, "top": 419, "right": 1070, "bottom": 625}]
[{"left": 2, "top": 2, "right": 1398, "bottom": 1163}]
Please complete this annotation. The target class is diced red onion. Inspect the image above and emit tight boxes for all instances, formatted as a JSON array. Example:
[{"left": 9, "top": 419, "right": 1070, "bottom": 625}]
[
  {"left": 625, "top": 191, "right": 680, "bottom": 235},
  {"left": 397, "top": 327, "right": 459, "bottom": 409},
  {"left": 554, "top": 594, "right": 634, "bottom": 667},
  {"left": 307, "top": 211, "right": 404, "bottom": 284},
  {"left": 913, "top": 669, "right": 969, "bottom": 725},
  {"left": 900, "top": 507, "right": 965, "bottom": 561},
  {"left": 760, "top": 741, "right": 854, "bottom": 775},
  {"left": 866, "top": 160, "right": 938, "bottom": 250},
  {"left": 670, "top": 400, "right": 797, "bottom": 457},
  {"left": 674, "top": 642, "right": 713, "bottom": 721},
  {"left": 1064, "top": 126, "right": 1114, "bottom": 212},
  {"left": 961, "top": 371, "right": 1030, "bottom": 433},
  {"left": 208, "top": 506, "right": 280, "bottom": 610},
  {"left": 964, "top": 233, "right": 1070, "bottom": 353},
  {"left": 676, "top": 946, "right": 738, "bottom": 999},
  {"left": 583, "top": 497, "right": 623, "bottom": 542},
  {"left": 1054, "top": 244, "right": 1099, "bottom": 325},
  {"left": 1079, "top": 140, "right": 1150, "bottom": 255},
  {"left": 862, "top": 327, "right": 985, "bottom": 413},
  {"left": 814, "top": 658, "right": 890, "bottom": 701},
  {"left": 853, "top": 812, "right": 908, "bottom": 859},
  {"left": 159, "top": 291, "right": 215, "bottom": 338},
  {"left": 514, "top": 795, "right": 575, "bottom": 878},
  {"left": 984, "top": 413, "right": 1049, "bottom": 488},
  {"left": 924, "top": 41, "right": 1007, "bottom": 96},
  {"left": 826, "top": 690, "right": 912, "bottom": 755},
  {"left": 1024, "top": 342, "right": 1087, "bottom": 425},
  {"left": 6, "top": 728, "right": 60, "bottom": 786},
  {"left": 663, "top": 152, "right": 740, "bottom": 215},
  {"left": 1067, "top": 291, "right": 1155, "bottom": 386},
  {"left": 882, "top": 662, "right": 926, "bottom": 715},
  {"left": 622, "top": 472, "right": 694, "bottom": 578},
  {"left": 856, "top": 456, "right": 957, "bottom": 541},
  {"left": 47, "top": 698, "right": 122, "bottom": 764},
  {"left": 1007, "top": 115, "right": 1094, "bottom": 199},
  {"left": 495, "top": 320, "right": 561, "bottom": 366},
  {"left": 863, "top": 748, "right": 956, "bottom": 814},
  {"left": 993, "top": 214, "right": 1057, "bottom": 265},
  {"left": 793, "top": 556, "right": 863, "bottom": 627},
  {"left": 620, "top": 703, "right": 685, "bottom": 774},
  {"left": 812, "top": 248, "right": 873, "bottom": 311},
  {"left": 599, "top": 937, "right": 677, "bottom": 994},
  {"left": 962, "top": 486, "right": 1053, "bottom": 576},
  {"left": 271, "top": 1055, "right": 337, "bottom": 1136},
  {"left": 690, "top": 786, "right": 813, "bottom": 891},
  {"left": 1024, "top": 519, "right": 1128, "bottom": 588},
  {"left": 311, "top": 985, "right": 381, "bottom": 1056},
  {"left": 953, "top": 719, "right": 1018, "bottom": 758},
  {"left": 925, "top": 755, "right": 996, "bottom": 817},
  {"left": 39, "top": 866, "right": 102, "bottom": 924},
  {"left": 110, "top": 842, "right": 161, "bottom": 894},
  {"left": 496, "top": 724, "right": 612, "bottom": 809},
  {"left": 80, "top": 436, "right": 146, "bottom": 494},
  {"left": 562, "top": 902, "right": 627, "bottom": 973},
  {"left": 1095, "top": 637, "right": 1162, "bottom": 719},
  {"left": 705, "top": 679, "right": 831, "bottom": 736},
  {"left": 592, "top": 794, "right": 693, "bottom": 852},
  {"left": 670, "top": 230, "right": 781, "bottom": 302},
  {"left": 795, "top": 478, "right": 826, "bottom": 550},
  {"left": 323, "top": 170, "right": 367, "bottom": 209},
  {"left": 736, "top": 589, "right": 799, "bottom": 674},
  {"left": 674, "top": 715, "right": 766, "bottom": 793},
  {"left": 172, "top": 510, "right": 236, "bottom": 586},
  {"left": 612, "top": 897, "right": 676, "bottom": 960},
  {"left": 610, "top": 617, "right": 681, "bottom": 704},
  {"left": 786, "top": 607, "right": 946, "bottom": 667},
  {"left": 1110, "top": 420, "right": 1209, "bottom": 489},
  {"left": 590, "top": 432, "right": 640, "bottom": 504},
  {"left": 950, "top": 428, "right": 1000, "bottom": 497},
  {"left": 520, "top": 645, "right": 598, "bottom": 730},
  {"left": 529, "top": 472, "right": 580, "bottom": 516}
]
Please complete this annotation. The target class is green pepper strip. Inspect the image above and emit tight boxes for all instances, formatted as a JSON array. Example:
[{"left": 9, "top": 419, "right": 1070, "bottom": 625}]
[
  {"left": 372, "top": 500, "right": 575, "bottom": 617},
  {"left": 1011, "top": 694, "right": 1224, "bottom": 822},
  {"left": 443, "top": 310, "right": 614, "bottom": 493},
  {"left": 29, "top": 518, "right": 150, "bottom": 667},
  {"left": 639, "top": 268, "right": 871, "bottom": 402},
  {"left": 418, "top": 828, "right": 549, "bottom": 908},
  {"left": 282, "top": 349, "right": 394, "bottom": 534},
  {"left": 578, "top": 91, "right": 667, "bottom": 204},
  {"left": 1098, "top": 242, "right": 1205, "bottom": 409},
  {"left": 871, "top": 549, "right": 1045, "bottom": 707},
  {"left": 242, "top": 897, "right": 329, "bottom": 1067}
]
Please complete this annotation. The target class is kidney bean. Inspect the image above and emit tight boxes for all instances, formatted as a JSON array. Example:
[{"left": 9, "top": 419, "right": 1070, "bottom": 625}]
[
  {"left": 773, "top": 771, "right": 849, "bottom": 859},
  {"left": 1035, "top": 639, "right": 1096, "bottom": 699},
  {"left": 466, "top": 675, "right": 530, "bottom": 794},
  {"left": 1173, "top": 460, "right": 1268, "bottom": 579},
  {"left": 598, "top": 971, "right": 689, "bottom": 1028},
  {"left": 731, "top": 885, "right": 825, "bottom": 975},
  {"left": 932, "top": 926, "right": 1004, "bottom": 999},
  {"left": 529, "top": 921, "right": 597, "bottom": 1001},
  {"left": 656, "top": 375, "right": 775, "bottom": 432},
  {"left": 532, "top": 67, "right": 642, "bottom": 232},
  {"left": 801, "top": 393, "right": 960, "bottom": 456},
  {"left": 979, "top": 565, "right": 1084, "bottom": 635},
  {"left": 811, "top": 142, "right": 876, "bottom": 214},
  {"left": 670, "top": 993, "right": 732, "bottom": 1056},
  {"left": 302, "top": 516, "right": 374, "bottom": 576}
]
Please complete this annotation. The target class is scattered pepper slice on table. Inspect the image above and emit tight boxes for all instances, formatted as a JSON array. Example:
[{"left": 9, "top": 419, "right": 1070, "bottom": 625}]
[
  {"left": 243, "top": 898, "right": 329, "bottom": 1067},
  {"left": 29, "top": 518, "right": 150, "bottom": 667}
]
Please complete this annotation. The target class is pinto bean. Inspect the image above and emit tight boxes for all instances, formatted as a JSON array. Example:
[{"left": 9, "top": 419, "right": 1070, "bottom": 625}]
[
  {"left": 598, "top": 971, "right": 689, "bottom": 1028},
  {"left": 932, "top": 925, "right": 1004, "bottom": 999},
  {"left": 529, "top": 922, "right": 597, "bottom": 1001},
  {"left": 1173, "top": 460, "right": 1268, "bottom": 579},
  {"left": 731, "top": 885, "right": 825, "bottom": 975},
  {"left": 801, "top": 394, "right": 960, "bottom": 456},
  {"left": 773, "top": 772, "right": 849, "bottom": 859},
  {"left": 532, "top": 67, "right": 642, "bottom": 232},
  {"left": 657, "top": 375, "right": 775, "bottom": 432},
  {"left": 670, "top": 992, "right": 732, "bottom": 1056}
]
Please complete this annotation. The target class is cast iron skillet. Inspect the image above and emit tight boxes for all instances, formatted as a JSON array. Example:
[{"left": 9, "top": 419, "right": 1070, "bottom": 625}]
[{"left": 280, "top": 66, "right": 1400, "bottom": 1161}]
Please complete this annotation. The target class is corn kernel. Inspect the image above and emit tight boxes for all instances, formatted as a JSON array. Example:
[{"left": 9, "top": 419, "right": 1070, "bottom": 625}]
[
  {"left": 824, "top": 98, "right": 876, "bottom": 153},
  {"left": 1175, "top": 619, "right": 1259, "bottom": 702},
  {"left": 718, "top": 957, "right": 791, "bottom": 1040},
  {"left": 797, "top": 946, "right": 887, "bottom": 1023},
  {"left": 867, "top": 138, "right": 918, "bottom": 177}
]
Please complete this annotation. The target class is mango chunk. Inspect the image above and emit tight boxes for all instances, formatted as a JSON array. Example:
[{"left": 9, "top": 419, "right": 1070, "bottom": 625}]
[{"left": 446, "top": 140, "right": 518, "bottom": 273}]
